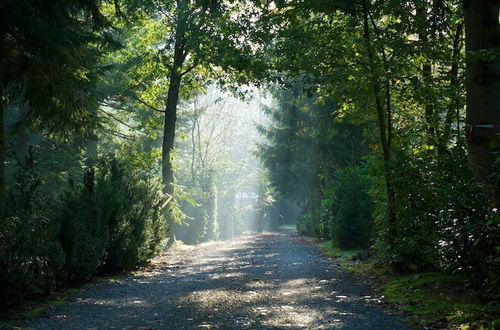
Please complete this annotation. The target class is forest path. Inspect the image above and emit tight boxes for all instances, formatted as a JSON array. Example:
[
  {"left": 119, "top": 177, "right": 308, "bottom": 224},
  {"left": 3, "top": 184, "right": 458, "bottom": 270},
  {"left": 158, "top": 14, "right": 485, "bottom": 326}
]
[{"left": 24, "top": 232, "right": 409, "bottom": 329}]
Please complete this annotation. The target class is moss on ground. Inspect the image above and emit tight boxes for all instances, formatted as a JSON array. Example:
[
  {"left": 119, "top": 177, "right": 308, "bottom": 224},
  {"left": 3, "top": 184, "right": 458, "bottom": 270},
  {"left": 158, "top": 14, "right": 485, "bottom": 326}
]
[
  {"left": 315, "top": 239, "right": 499, "bottom": 329},
  {"left": 278, "top": 224, "right": 297, "bottom": 231},
  {"left": 0, "top": 289, "right": 77, "bottom": 327},
  {"left": 381, "top": 273, "right": 499, "bottom": 329},
  {"left": 317, "top": 240, "right": 361, "bottom": 259},
  {"left": 0, "top": 274, "right": 126, "bottom": 327}
]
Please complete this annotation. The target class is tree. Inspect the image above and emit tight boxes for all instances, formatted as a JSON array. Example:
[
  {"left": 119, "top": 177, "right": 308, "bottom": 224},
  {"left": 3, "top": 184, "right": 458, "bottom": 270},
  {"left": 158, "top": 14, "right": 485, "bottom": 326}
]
[
  {"left": 115, "top": 0, "right": 264, "bottom": 195},
  {"left": 463, "top": 0, "right": 500, "bottom": 207},
  {"left": 172, "top": 87, "right": 264, "bottom": 242},
  {"left": 257, "top": 84, "right": 368, "bottom": 237},
  {"left": 0, "top": 0, "right": 108, "bottom": 201}
]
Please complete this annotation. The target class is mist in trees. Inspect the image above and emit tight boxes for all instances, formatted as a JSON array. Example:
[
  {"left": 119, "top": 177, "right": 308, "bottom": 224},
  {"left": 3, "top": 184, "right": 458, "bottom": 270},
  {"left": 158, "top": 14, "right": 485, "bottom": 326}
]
[
  {"left": 0, "top": 0, "right": 498, "bottom": 313},
  {"left": 255, "top": 0, "right": 499, "bottom": 299},
  {"left": 170, "top": 86, "right": 269, "bottom": 243}
]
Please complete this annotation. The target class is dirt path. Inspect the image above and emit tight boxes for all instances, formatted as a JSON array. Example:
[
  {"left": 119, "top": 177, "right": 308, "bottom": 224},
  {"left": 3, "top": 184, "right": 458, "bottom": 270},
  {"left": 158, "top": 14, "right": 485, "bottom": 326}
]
[{"left": 21, "top": 232, "right": 408, "bottom": 329}]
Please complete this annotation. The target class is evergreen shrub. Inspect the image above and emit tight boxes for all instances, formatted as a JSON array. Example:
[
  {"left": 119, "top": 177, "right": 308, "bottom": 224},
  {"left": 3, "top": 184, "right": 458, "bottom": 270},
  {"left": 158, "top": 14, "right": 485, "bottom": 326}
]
[{"left": 320, "top": 166, "right": 374, "bottom": 249}]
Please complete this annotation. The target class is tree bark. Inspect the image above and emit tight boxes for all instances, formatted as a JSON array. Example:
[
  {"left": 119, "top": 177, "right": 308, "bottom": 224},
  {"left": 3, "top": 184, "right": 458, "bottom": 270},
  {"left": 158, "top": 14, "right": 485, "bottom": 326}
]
[
  {"left": 416, "top": 2, "right": 439, "bottom": 147},
  {"left": 0, "top": 82, "right": 5, "bottom": 205},
  {"left": 162, "top": 71, "right": 182, "bottom": 195},
  {"left": 440, "top": 22, "right": 464, "bottom": 151},
  {"left": 362, "top": 0, "right": 397, "bottom": 245},
  {"left": 161, "top": 0, "right": 188, "bottom": 195},
  {"left": 464, "top": 0, "right": 500, "bottom": 206},
  {"left": 0, "top": 29, "right": 5, "bottom": 205}
]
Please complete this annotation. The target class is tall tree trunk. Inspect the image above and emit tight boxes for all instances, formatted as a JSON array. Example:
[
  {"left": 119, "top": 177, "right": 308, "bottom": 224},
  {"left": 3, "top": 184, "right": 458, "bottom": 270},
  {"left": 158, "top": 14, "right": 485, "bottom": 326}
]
[
  {"left": 440, "top": 23, "right": 464, "bottom": 151},
  {"left": 309, "top": 187, "right": 320, "bottom": 237},
  {"left": 422, "top": 60, "right": 437, "bottom": 144},
  {"left": 161, "top": 0, "right": 188, "bottom": 195},
  {"left": 464, "top": 0, "right": 500, "bottom": 206},
  {"left": 362, "top": 0, "right": 397, "bottom": 246},
  {"left": 0, "top": 82, "right": 4, "bottom": 205},
  {"left": 417, "top": 2, "right": 438, "bottom": 147},
  {"left": 84, "top": 108, "right": 99, "bottom": 192},
  {"left": 162, "top": 71, "right": 182, "bottom": 195},
  {"left": 0, "top": 29, "right": 5, "bottom": 205},
  {"left": 86, "top": 107, "right": 99, "bottom": 165}
]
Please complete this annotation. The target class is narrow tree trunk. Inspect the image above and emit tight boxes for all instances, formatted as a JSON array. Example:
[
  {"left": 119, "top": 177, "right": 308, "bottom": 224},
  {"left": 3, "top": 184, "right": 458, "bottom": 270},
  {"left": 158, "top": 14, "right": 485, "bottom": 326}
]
[
  {"left": 84, "top": 108, "right": 99, "bottom": 193},
  {"left": 362, "top": 0, "right": 397, "bottom": 245},
  {"left": 440, "top": 23, "right": 464, "bottom": 151},
  {"left": 417, "top": 3, "right": 438, "bottom": 147},
  {"left": 0, "top": 83, "right": 5, "bottom": 205},
  {"left": 422, "top": 61, "right": 437, "bottom": 144},
  {"left": 464, "top": 0, "right": 500, "bottom": 206},
  {"left": 161, "top": 0, "right": 188, "bottom": 195},
  {"left": 162, "top": 71, "right": 182, "bottom": 195},
  {"left": 309, "top": 187, "right": 320, "bottom": 237},
  {"left": 0, "top": 29, "right": 5, "bottom": 205},
  {"left": 86, "top": 107, "right": 99, "bottom": 165},
  {"left": 190, "top": 102, "right": 198, "bottom": 185}
]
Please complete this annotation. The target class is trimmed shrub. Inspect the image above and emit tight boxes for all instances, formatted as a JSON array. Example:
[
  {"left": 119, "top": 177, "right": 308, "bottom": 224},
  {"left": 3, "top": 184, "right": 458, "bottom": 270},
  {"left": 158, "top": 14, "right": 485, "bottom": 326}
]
[
  {"left": 0, "top": 155, "right": 167, "bottom": 308},
  {"left": 0, "top": 160, "right": 64, "bottom": 307},
  {"left": 297, "top": 211, "right": 313, "bottom": 236},
  {"left": 320, "top": 166, "right": 374, "bottom": 249},
  {"left": 97, "top": 158, "right": 166, "bottom": 272}
]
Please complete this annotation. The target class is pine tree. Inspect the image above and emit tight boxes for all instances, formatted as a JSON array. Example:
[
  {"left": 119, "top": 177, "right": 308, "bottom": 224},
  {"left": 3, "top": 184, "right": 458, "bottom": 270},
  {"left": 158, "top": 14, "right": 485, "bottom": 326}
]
[{"left": 0, "top": 0, "right": 109, "bottom": 201}]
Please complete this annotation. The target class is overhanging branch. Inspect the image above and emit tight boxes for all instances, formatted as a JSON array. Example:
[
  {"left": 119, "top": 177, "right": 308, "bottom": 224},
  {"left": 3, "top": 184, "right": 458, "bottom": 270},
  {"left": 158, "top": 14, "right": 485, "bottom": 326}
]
[{"left": 135, "top": 97, "right": 165, "bottom": 113}]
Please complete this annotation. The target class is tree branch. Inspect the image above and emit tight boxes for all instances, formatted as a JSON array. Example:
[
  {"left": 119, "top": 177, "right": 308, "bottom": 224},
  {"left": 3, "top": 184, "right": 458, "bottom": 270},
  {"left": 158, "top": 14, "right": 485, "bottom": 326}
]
[
  {"left": 134, "top": 97, "right": 165, "bottom": 113},
  {"left": 100, "top": 108, "right": 143, "bottom": 132},
  {"left": 180, "top": 63, "right": 197, "bottom": 76},
  {"left": 103, "top": 128, "right": 133, "bottom": 140}
]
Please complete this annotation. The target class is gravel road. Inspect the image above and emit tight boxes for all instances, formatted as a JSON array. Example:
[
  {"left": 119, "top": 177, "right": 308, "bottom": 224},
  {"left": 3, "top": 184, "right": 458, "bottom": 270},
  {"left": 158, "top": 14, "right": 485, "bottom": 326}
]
[{"left": 21, "top": 232, "right": 409, "bottom": 329}]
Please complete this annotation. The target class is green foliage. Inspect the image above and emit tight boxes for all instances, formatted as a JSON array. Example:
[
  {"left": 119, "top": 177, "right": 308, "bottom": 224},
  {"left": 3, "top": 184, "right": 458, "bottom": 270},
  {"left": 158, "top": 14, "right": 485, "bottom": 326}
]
[
  {"left": 0, "top": 159, "right": 64, "bottom": 306},
  {"left": 174, "top": 178, "right": 218, "bottom": 244},
  {"left": 100, "top": 160, "right": 167, "bottom": 272},
  {"left": 57, "top": 171, "right": 108, "bottom": 283},
  {"left": 320, "top": 167, "right": 374, "bottom": 249},
  {"left": 0, "top": 155, "right": 166, "bottom": 307},
  {"left": 1, "top": 0, "right": 111, "bottom": 134},
  {"left": 371, "top": 147, "right": 500, "bottom": 297},
  {"left": 317, "top": 241, "right": 361, "bottom": 260},
  {"left": 257, "top": 0, "right": 500, "bottom": 306},
  {"left": 258, "top": 85, "right": 368, "bottom": 240},
  {"left": 381, "top": 272, "right": 499, "bottom": 329},
  {"left": 296, "top": 211, "right": 313, "bottom": 236},
  {"left": 58, "top": 157, "right": 167, "bottom": 276},
  {"left": 254, "top": 175, "right": 281, "bottom": 232}
]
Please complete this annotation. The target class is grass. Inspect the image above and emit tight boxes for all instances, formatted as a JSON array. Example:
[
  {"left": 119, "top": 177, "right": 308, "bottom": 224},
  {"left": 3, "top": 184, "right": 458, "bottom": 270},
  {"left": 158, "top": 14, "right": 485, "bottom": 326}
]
[
  {"left": 314, "top": 239, "right": 499, "bottom": 329},
  {"left": 0, "top": 273, "right": 129, "bottom": 327},
  {"left": 381, "top": 273, "right": 499, "bottom": 329},
  {"left": 0, "top": 288, "right": 78, "bottom": 328},
  {"left": 317, "top": 240, "right": 361, "bottom": 259},
  {"left": 278, "top": 224, "right": 297, "bottom": 231}
]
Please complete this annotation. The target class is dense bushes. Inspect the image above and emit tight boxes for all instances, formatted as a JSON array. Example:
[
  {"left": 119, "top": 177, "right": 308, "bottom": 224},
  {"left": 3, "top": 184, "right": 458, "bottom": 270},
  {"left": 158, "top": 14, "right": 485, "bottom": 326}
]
[
  {"left": 297, "top": 211, "right": 313, "bottom": 236},
  {"left": 0, "top": 156, "right": 167, "bottom": 307},
  {"left": 373, "top": 147, "right": 500, "bottom": 296},
  {"left": 295, "top": 147, "right": 499, "bottom": 299},
  {"left": 172, "top": 179, "right": 218, "bottom": 245},
  {"left": 321, "top": 167, "right": 374, "bottom": 249},
  {"left": 0, "top": 163, "right": 64, "bottom": 301},
  {"left": 296, "top": 166, "right": 374, "bottom": 250}
]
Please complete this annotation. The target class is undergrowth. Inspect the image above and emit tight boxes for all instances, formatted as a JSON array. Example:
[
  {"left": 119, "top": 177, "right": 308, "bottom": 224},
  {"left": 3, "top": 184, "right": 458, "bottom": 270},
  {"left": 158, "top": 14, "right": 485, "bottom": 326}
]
[
  {"left": 0, "top": 289, "right": 77, "bottom": 328},
  {"left": 315, "top": 239, "right": 500, "bottom": 329}
]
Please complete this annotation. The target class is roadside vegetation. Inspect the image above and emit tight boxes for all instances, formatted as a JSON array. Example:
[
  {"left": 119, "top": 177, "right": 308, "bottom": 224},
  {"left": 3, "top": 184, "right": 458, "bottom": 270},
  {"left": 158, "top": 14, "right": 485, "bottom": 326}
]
[
  {"left": 1, "top": 1, "right": 498, "bottom": 328},
  {"left": 314, "top": 239, "right": 499, "bottom": 329}
]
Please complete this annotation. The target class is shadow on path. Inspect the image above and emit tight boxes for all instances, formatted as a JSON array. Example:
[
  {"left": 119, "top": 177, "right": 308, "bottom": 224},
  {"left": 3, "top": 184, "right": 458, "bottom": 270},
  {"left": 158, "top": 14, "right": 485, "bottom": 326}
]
[{"left": 22, "top": 232, "right": 409, "bottom": 329}]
